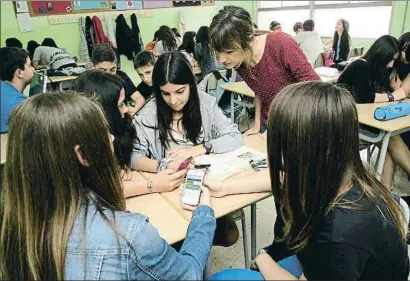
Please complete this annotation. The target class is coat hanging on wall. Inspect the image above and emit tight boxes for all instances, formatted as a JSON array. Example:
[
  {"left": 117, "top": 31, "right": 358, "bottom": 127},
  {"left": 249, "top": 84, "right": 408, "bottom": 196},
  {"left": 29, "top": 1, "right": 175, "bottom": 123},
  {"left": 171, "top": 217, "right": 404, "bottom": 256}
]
[
  {"left": 92, "top": 16, "right": 109, "bottom": 45},
  {"left": 84, "top": 16, "right": 94, "bottom": 57},
  {"left": 130, "top": 14, "right": 143, "bottom": 55},
  {"left": 115, "top": 14, "right": 135, "bottom": 60},
  {"left": 78, "top": 17, "right": 91, "bottom": 67}
]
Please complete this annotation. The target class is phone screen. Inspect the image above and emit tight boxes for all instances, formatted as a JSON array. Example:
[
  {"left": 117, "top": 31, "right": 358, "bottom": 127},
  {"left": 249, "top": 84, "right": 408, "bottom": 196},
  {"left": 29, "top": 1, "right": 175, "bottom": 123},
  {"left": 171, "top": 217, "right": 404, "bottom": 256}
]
[{"left": 185, "top": 175, "right": 202, "bottom": 191}]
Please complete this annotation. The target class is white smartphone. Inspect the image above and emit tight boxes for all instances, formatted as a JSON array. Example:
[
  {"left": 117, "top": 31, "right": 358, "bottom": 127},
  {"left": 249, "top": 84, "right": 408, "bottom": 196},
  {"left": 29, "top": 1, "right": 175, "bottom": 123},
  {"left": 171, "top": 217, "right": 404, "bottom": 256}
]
[{"left": 181, "top": 169, "right": 205, "bottom": 206}]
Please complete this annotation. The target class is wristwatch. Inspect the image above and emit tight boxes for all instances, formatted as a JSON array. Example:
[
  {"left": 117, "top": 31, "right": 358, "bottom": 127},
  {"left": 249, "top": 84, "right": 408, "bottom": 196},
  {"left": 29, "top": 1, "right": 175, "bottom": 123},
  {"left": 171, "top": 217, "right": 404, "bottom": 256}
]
[
  {"left": 387, "top": 92, "right": 394, "bottom": 102},
  {"left": 203, "top": 141, "right": 213, "bottom": 155},
  {"left": 146, "top": 179, "right": 153, "bottom": 194},
  {"left": 156, "top": 157, "right": 173, "bottom": 173}
]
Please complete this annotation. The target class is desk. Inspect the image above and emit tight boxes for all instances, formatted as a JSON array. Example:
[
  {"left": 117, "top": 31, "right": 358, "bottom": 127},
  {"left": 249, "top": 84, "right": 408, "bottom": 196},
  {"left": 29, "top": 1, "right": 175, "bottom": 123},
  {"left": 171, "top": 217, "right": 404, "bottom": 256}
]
[
  {"left": 1, "top": 134, "right": 7, "bottom": 165},
  {"left": 162, "top": 134, "right": 270, "bottom": 263},
  {"left": 357, "top": 101, "right": 410, "bottom": 179},
  {"left": 314, "top": 67, "right": 340, "bottom": 83},
  {"left": 126, "top": 193, "right": 189, "bottom": 244},
  {"left": 193, "top": 66, "right": 201, "bottom": 75},
  {"left": 47, "top": 76, "right": 78, "bottom": 91}
]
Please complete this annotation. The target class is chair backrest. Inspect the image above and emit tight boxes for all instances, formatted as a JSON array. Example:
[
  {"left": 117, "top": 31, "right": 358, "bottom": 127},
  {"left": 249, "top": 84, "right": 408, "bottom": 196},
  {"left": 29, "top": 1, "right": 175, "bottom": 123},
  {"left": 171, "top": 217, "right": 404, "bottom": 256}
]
[
  {"left": 314, "top": 52, "right": 325, "bottom": 68},
  {"left": 358, "top": 46, "right": 365, "bottom": 56},
  {"left": 348, "top": 48, "right": 361, "bottom": 59},
  {"left": 322, "top": 51, "right": 335, "bottom": 67},
  {"left": 29, "top": 72, "right": 48, "bottom": 97}
]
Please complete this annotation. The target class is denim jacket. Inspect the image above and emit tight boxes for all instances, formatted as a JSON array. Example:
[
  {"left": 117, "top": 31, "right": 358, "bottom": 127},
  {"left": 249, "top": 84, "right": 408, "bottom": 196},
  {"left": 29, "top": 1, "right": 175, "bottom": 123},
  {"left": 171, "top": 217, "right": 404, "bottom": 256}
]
[{"left": 65, "top": 205, "right": 216, "bottom": 280}]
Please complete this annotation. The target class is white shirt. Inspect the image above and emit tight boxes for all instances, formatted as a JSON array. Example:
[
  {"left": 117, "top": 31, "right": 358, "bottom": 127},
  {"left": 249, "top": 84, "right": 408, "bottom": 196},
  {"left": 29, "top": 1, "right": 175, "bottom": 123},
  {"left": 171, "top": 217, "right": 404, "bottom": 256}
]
[{"left": 294, "top": 31, "right": 323, "bottom": 66}]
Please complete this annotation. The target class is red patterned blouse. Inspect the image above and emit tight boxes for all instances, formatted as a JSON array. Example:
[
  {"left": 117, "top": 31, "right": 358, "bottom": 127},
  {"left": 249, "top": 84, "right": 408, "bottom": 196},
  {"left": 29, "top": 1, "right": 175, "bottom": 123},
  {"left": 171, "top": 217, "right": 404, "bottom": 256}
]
[{"left": 237, "top": 32, "right": 320, "bottom": 124}]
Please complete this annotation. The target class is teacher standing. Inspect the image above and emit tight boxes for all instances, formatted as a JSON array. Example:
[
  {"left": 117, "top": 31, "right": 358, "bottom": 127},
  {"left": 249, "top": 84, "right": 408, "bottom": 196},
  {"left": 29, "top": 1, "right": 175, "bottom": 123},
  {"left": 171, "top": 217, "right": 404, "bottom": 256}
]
[{"left": 209, "top": 5, "right": 320, "bottom": 135}]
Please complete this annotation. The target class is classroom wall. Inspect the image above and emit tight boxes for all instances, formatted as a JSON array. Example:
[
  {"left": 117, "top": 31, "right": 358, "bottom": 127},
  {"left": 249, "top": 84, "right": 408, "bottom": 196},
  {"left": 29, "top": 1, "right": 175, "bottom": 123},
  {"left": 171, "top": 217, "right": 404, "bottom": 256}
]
[{"left": 0, "top": 1, "right": 255, "bottom": 84}]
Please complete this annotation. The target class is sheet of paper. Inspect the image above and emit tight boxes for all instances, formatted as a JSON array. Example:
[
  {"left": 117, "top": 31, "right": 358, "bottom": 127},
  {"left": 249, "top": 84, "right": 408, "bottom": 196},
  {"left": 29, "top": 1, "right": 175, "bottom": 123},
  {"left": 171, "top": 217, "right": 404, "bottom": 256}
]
[
  {"left": 195, "top": 146, "right": 266, "bottom": 180},
  {"left": 17, "top": 13, "right": 33, "bottom": 33},
  {"left": 16, "top": 1, "right": 29, "bottom": 13}
]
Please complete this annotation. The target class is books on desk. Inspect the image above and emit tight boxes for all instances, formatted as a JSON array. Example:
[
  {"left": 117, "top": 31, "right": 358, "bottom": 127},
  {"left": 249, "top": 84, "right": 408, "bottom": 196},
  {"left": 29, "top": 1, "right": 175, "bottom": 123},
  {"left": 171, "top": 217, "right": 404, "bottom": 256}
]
[{"left": 195, "top": 146, "right": 266, "bottom": 180}]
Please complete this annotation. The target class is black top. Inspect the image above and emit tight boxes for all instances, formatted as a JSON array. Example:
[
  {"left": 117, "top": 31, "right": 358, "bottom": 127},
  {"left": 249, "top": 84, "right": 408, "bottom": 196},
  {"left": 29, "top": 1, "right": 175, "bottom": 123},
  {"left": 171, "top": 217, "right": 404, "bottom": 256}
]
[
  {"left": 398, "top": 62, "right": 410, "bottom": 81},
  {"left": 297, "top": 186, "right": 409, "bottom": 280},
  {"left": 337, "top": 59, "right": 376, "bottom": 103},
  {"left": 116, "top": 70, "right": 137, "bottom": 102},
  {"left": 136, "top": 81, "right": 153, "bottom": 100}
]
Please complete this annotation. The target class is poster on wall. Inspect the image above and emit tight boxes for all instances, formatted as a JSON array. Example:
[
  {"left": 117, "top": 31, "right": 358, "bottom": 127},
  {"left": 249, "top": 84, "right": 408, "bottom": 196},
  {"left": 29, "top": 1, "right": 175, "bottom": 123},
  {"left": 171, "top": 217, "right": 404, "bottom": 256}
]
[
  {"left": 173, "top": 1, "right": 201, "bottom": 7},
  {"left": 72, "top": 1, "right": 110, "bottom": 11},
  {"left": 111, "top": 1, "right": 142, "bottom": 10},
  {"left": 142, "top": 1, "right": 173, "bottom": 9},
  {"left": 30, "top": 1, "right": 73, "bottom": 15}
]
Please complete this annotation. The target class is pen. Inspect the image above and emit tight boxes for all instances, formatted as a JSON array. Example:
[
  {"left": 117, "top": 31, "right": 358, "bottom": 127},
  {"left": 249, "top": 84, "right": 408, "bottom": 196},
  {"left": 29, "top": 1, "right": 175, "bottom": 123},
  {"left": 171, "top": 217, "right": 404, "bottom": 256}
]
[{"left": 195, "top": 164, "right": 211, "bottom": 169}]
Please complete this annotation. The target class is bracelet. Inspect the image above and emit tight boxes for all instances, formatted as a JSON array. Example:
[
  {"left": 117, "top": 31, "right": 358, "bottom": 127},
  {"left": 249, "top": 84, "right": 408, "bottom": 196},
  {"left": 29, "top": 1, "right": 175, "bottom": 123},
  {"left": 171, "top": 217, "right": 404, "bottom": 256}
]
[
  {"left": 146, "top": 179, "right": 153, "bottom": 194},
  {"left": 156, "top": 158, "right": 173, "bottom": 173},
  {"left": 387, "top": 92, "right": 394, "bottom": 102}
]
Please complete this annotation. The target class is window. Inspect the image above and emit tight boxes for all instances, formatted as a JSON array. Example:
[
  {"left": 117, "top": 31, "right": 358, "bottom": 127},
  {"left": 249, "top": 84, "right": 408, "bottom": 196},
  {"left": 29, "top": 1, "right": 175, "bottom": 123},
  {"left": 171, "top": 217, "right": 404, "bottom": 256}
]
[
  {"left": 258, "top": 9, "right": 310, "bottom": 34},
  {"left": 315, "top": 6, "right": 392, "bottom": 38},
  {"left": 257, "top": 1, "right": 393, "bottom": 39}
]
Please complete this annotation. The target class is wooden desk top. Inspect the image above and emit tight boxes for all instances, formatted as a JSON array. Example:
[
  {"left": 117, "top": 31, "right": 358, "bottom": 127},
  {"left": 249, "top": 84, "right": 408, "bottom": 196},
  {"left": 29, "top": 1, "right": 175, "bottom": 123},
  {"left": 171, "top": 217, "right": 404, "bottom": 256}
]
[
  {"left": 220, "top": 81, "right": 255, "bottom": 98},
  {"left": 193, "top": 66, "right": 201, "bottom": 75},
  {"left": 161, "top": 134, "right": 271, "bottom": 220},
  {"left": 1, "top": 134, "right": 7, "bottom": 165},
  {"left": 47, "top": 76, "right": 77, "bottom": 83},
  {"left": 126, "top": 193, "right": 189, "bottom": 244},
  {"left": 357, "top": 101, "right": 410, "bottom": 132}
]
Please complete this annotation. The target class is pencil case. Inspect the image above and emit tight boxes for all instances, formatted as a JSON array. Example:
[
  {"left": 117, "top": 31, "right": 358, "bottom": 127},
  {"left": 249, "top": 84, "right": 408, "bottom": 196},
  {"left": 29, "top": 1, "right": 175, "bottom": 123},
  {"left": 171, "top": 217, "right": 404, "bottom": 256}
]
[{"left": 374, "top": 102, "right": 410, "bottom": 121}]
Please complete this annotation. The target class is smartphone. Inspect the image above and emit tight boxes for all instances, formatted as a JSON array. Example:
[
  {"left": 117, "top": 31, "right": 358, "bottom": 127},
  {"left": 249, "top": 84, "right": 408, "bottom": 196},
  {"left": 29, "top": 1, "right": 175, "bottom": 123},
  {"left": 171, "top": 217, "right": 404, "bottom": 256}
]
[
  {"left": 181, "top": 169, "right": 205, "bottom": 206},
  {"left": 177, "top": 157, "right": 193, "bottom": 172}
]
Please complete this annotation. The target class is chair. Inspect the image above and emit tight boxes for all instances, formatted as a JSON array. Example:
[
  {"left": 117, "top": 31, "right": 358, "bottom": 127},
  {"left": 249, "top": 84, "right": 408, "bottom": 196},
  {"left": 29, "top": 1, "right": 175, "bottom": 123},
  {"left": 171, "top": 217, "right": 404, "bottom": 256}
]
[
  {"left": 29, "top": 72, "right": 48, "bottom": 97},
  {"left": 314, "top": 53, "right": 325, "bottom": 68},
  {"left": 358, "top": 46, "right": 365, "bottom": 56}
]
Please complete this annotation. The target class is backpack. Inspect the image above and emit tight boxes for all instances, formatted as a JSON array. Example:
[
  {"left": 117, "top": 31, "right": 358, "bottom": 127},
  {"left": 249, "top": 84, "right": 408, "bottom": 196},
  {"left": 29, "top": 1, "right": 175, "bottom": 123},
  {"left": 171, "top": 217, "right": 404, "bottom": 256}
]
[{"left": 212, "top": 69, "right": 233, "bottom": 110}]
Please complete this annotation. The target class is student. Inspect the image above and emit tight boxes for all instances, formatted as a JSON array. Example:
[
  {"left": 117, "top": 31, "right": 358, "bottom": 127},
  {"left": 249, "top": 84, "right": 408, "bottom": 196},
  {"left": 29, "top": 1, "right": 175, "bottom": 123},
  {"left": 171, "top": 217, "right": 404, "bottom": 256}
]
[
  {"left": 92, "top": 44, "right": 145, "bottom": 113},
  {"left": 337, "top": 35, "right": 410, "bottom": 189},
  {"left": 325, "top": 19, "right": 351, "bottom": 64},
  {"left": 26, "top": 40, "right": 40, "bottom": 60},
  {"left": 154, "top": 25, "right": 182, "bottom": 56},
  {"left": 172, "top": 27, "right": 182, "bottom": 38},
  {"left": 209, "top": 81, "right": 409, "bottom": 280},
  {"left": 5, "top": 37, "right": 22, "bottom": 48},
  {"left": 0, "top": 47, "right": 33, "bottom": 133},
  {"left": 294, "top": 19, "right": 323, "bottom": 66},
  {"left": 146, "top": 30, "right": 159, "bottom": 51},
  {"left": 132, "top": 51, "right": 242, "bottom": 246},
  {"left": 30, "top": 43, "right": 78, "bottom": 71},
  {"left": 397, "top": 32, "right": 410, "bottom": 81},
  {"left": 195, "top": 26, "right": 221, "bottom": 76},
  {"left": 0, "top": 92, "right": 216, "bottom": 280},
  {"left": 269, "top": 21, "right": 282, "bottom": 32},
  {"left": 209, "top": 5, "right": 320, "bottom": 136},
  {"left": 178, "top": 31, "right": 197, "bottom": 63},
  {"left": 72, "top": 71, "right": 186, "bottom": 197},
  {"left": 293, "top": 22, "right": 302, "bottom": 35},
  {"left": 41, "top": 37, "right": 58, "bottom": 48},
  {"left": 134, "top": 51, "right": 155, "bottom": 104}
]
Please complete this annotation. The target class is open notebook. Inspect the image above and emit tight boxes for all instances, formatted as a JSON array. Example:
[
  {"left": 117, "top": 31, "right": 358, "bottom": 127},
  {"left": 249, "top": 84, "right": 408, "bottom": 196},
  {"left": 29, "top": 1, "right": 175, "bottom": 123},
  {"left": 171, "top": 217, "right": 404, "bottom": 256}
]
[{"left": 194, "top": 146, "right": 266, "bottom": 180}]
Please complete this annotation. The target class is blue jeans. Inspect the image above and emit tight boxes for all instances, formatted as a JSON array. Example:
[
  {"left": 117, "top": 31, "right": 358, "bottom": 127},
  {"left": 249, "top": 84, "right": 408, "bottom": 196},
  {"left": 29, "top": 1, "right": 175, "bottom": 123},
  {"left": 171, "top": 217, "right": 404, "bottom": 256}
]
[{"left": 209, "top": 255, "right": 303, "bottom": 280}]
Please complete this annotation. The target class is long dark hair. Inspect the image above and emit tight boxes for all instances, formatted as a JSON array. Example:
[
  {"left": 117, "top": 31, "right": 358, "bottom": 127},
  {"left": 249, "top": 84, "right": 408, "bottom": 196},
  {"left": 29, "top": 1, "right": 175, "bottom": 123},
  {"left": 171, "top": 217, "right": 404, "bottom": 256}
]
[
  {"left": 267, "top": 81, "right": 405, "bottom": 251},
  {"left": 152, "top": 52, "right": 202, "bottom": 149},
  {"left": 332, "top": 19, "right": 350, "bottom": 62},
  {"left": 27, "top": 40, "right": 40, "bottom": 60},
  {"left": 363, "top": 35, "right": 400, "bottom": 93},
  {"left": 72, "top": 71, "right": 137, "bottom": 169},
  {"left": 178, "top": 31, "right": 196, "bottom": 55},
  {"left": 158, "top": 25, "right": 177, "bottom": 52},
  {"left": 0, "top": 93, "right": 125, "bottom": 279}
]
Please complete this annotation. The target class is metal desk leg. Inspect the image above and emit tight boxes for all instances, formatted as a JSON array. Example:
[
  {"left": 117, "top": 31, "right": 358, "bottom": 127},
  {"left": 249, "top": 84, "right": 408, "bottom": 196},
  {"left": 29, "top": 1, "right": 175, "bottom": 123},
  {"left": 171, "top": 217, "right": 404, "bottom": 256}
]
[
  {"left": 251, "top": 203, "right": 257, "bottom": 259},
  {"left": 375, "top": 132, "right": 391, "bottom": 180},
  {"left": 59, "top": 82, "right": 63, "bottom": 92},
  {"left": 230, "top": 92, "right": 235, "bottom": 122}
]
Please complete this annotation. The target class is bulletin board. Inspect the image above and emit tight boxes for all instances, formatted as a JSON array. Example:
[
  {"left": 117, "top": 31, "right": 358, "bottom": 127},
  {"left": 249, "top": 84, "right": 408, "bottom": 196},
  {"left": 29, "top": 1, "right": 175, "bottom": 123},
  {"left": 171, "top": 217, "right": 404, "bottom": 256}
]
[
  {"left": 26, "top": 0, "right": 214, "bottom": 17},
  {"left": 111, "top": 1, "right": 143, "bottom": 10}
]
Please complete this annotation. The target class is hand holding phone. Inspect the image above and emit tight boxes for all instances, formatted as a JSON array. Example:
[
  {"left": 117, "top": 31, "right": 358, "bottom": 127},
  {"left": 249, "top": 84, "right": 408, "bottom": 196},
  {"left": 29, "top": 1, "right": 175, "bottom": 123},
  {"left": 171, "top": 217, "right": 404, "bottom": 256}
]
[
  {"left": 181, "top": 169, "right": 205, "bottom": 206},
  {"left": 177, "top": 157, "right": 193, "bottom": 172}
]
